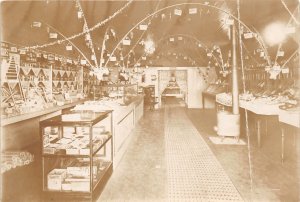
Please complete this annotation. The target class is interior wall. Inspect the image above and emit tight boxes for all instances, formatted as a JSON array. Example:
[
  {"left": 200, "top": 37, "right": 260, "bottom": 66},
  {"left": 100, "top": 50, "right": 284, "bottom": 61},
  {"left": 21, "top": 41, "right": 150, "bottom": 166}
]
[{"left": 142, "top": 67, "right": 212, "bottom": 108}]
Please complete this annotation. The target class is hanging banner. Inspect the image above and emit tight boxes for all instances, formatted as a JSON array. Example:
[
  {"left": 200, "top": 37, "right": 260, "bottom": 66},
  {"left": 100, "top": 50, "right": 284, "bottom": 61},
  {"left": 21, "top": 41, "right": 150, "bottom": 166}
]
[
  {"left": 32, "top": 21, "right": 42, "bottom": 28},
  {"left": 91, "top": 55, "right": 96, "bottom": 61},
  {"left": 66, "top": 45, "right": 73, "bottom": 51},
  {"left": 53, "top": 81, "right": 59, "bottom": 87},
  {"left": 169, "top": 37, "right": 174, "bottom": 42},
  {"left": 189, "top": 8, "right": 197, "bottom": 14},
  {"left": 174, "top": 8, "right": 182, "bottom": 16},
  {"left": 8, "top": 82, "right": 18, "bottom": 90},
  {"left": 122, "top": 39, "right": 131, "bottom": 46},
  {"left": 277, "top": 51, "right": 284, "bottom": 57},
  {"left": 178, "top": 36, "right": 183, "bottom": 40},
  {"left": 52, "top": 70, "right": 59, "bottom": 76},
  {"left": 243, "top": 32, "right": 254, "bottom": 39},
  {"left": 20, "top": 66, "right": 31, "bottom": 75},
  {"left": 10, "top": 47, "right": 18, "bottom": 52},
  {"left": 19, "top": 49, "right": 27, "bottom": 55},
  {"left": 49, "top": 33, "right": 58, "bottom": 39},
  {"left": 139, "top": 24, "right": 148, "bottom": 30},
  {"left": 225, "top": 18, "right": 234, "bottom": 25},
  {"left": 282, "top": 68, "right": 289, "bottom": 74},
  {"left": 285, "top": 26, "right": 296, "bottom": 33},
  {"left": 81, "top": 59, "right": 87, "bottom": 65},
  {"left": 31, "top": 67, "right": 41, "bottom": 76},
  {"left": 109, "top": 56, "right": 116, "bottom": 62},
  {"left": 77, "top": 11, "right": 83, "bottom": 19},
  {"left": 142, "top": 56, "right": 146, "bottom": 60},
  {"left": 66, "top": 71, "right": 71, "bottom": 77}
]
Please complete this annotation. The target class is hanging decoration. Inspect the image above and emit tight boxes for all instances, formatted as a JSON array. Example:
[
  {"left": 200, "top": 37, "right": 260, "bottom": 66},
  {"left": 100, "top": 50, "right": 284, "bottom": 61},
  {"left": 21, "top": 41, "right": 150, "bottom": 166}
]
[{"left": 25, "top": 0, "right": 133, "bottom": 50}]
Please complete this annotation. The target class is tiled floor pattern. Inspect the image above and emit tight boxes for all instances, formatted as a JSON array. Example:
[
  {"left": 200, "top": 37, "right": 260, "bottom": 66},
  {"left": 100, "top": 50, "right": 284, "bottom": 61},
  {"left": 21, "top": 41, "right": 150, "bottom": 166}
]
[{"left": 165, "top": 105, "right": 244, "bottom": 201}]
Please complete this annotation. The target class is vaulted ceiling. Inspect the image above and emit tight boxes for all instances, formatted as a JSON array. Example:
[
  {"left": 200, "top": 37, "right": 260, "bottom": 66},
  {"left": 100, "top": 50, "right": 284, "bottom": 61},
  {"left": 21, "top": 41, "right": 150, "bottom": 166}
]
[{"left": 1, "top": 0, "right": 299, "bottom": 67}]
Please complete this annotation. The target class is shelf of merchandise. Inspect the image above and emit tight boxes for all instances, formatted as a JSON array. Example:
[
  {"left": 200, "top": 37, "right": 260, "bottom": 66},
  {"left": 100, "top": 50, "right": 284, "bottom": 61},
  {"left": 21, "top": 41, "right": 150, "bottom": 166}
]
[{"left": 40, "top": 110, "right": 113, "bottom": 201}]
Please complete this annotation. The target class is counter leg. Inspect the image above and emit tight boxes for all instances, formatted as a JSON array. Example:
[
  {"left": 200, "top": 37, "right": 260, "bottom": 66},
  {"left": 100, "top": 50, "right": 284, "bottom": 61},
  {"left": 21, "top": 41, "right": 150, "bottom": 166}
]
[
  {"left": 281, "top": 126, "right": 285, "bottom": 163},
  {"left": 257, "top": 119, "right": 261, "bottom": 148},
  {"left": 265, "top": 119, "right": 268, "bottom": 136}
]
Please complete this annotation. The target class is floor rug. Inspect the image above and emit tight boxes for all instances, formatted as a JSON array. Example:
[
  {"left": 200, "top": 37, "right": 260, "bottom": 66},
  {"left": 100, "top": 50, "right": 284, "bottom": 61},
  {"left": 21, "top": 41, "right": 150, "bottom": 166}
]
[
  {"left": 165, "top": 105, "right": 244, "bottom": 201},
  {"left": 209, "top": 136, "right": 247, "bottom": 145}
]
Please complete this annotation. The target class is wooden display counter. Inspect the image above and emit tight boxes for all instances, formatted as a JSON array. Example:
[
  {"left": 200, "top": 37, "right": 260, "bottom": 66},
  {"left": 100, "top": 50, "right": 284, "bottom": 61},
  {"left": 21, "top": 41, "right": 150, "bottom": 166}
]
[
  {"left": 1, "top": 98, "right": 88, "bottom": 151},
  {"left": 112, "top": 96, "right": 144, "bottom": 169}
]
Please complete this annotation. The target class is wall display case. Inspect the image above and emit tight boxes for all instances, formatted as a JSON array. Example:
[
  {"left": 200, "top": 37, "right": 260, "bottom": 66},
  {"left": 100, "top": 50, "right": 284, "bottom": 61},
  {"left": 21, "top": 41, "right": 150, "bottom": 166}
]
[
  {"left": 92, "top": 84, "right": 138, "bottom": 105},
  {"left": 39, "top": 110, "right": 113, "bottom": 200},
  {"left": 0, "top": 42, "right": 88, "bottom": 120}
]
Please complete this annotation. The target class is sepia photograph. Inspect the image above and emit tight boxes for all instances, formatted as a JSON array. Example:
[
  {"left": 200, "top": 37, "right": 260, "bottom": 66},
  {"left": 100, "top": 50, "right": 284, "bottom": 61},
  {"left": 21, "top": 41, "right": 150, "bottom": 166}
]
[{"left": 0, "top": 0, "right": 299, "bottom": 201}]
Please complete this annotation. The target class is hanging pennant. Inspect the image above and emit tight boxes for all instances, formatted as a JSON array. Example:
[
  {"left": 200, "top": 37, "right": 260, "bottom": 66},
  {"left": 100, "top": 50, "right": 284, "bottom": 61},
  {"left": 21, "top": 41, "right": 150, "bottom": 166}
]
[
  {"left": 169, "top": 37, "right": 175, "bottom": 42},
  {"left": 139, "top": 24, "right": 148, "bottom": 31},
  {"left": 174, "top": 8, "right": 182, "bottom": 16},
  {"left": 49, "top": 33, "right": 58, "bottom": 39},
  {"left": 32, "top": 21, "right": 42, "bottom": 28},
  {"left": 122, "top": 39, "right": 131, "bottom": 46},
  {"left": 142, "top": 56, "right": 146, "bottom": 60},
  {"left": 207, "top": 52, "right": 212, "bottom": 57},
  {"left": 85, "top": 34, "right": 91, "bottom": 41},
  {"left": 189, "top": 8, "right": 197, "bottom": 14}
]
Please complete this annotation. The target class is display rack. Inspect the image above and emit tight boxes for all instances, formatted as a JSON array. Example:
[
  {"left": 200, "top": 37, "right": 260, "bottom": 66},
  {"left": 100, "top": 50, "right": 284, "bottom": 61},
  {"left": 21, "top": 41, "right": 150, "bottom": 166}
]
[
  {"left": 92, "top": 83, "right": 138, "bottom": 104},
  {"left": 39, "top": 110, "right": 113, "bottom": 201}
]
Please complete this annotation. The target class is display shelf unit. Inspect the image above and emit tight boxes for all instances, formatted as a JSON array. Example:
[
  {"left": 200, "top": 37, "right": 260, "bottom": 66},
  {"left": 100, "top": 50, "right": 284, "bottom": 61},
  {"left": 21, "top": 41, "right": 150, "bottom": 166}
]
[
  {"left": 39, "top": 110, "right": 113, "bottom": 201},
  {"left": 92, "top": 84, "right": 138, "bottom": 104}
]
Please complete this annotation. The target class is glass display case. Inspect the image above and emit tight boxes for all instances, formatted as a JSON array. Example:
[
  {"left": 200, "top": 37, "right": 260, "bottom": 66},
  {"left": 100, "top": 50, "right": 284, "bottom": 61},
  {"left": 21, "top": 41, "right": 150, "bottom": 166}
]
[
  {"left": 92, "top": 84, "right": 138, "bottom": 105},
  {"left": 39, "top": 110, "right": 113, "bottom": 200}
]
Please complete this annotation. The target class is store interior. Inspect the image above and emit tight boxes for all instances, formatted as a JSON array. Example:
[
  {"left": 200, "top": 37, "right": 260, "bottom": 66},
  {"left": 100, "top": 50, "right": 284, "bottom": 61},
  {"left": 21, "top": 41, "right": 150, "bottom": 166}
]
[{"left": 1, "top": 0, "right": 300, "bottom": 201}]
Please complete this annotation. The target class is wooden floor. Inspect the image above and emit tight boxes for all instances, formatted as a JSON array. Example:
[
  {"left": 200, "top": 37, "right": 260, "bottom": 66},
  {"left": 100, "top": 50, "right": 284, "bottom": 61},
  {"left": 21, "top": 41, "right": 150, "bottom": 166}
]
[{"left": 1, "top": 98, "right": 300, "bottom": 201}]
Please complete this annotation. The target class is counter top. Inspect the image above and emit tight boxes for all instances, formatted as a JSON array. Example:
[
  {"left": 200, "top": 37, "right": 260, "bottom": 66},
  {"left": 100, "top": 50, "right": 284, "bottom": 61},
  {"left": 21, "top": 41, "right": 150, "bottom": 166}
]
[{"left": 1, "top": 99, "right": 88, "bottom": 126}]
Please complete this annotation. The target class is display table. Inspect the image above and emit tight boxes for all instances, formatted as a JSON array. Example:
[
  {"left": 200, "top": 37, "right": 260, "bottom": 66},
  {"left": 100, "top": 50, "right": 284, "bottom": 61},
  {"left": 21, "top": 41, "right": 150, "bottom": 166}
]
[
  {"left": 278, "top": 110, "right": 300, "bottom": 162},
  {"left": 239, "top": 100, "right": 281, "bottom": 147}
]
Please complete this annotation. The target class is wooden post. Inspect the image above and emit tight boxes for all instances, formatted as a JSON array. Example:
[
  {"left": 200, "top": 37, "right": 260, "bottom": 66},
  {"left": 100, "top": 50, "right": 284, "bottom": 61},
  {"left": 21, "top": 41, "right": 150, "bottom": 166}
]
[{"left": 231, "top": 23, "right": 239, "bottom": 115}]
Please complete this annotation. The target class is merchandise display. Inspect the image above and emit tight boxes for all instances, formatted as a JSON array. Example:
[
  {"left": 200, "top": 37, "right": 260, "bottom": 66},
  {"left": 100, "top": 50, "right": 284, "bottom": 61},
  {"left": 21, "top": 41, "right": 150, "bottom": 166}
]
[
  {"left": 1, "top": 0, "right": 300, "bottom": 201},
  {"left": 40, "top": 110, "right": 113, "bottom": 199},
  {"left": 1, "top": 151, "right": 34, "bottom": 173}
]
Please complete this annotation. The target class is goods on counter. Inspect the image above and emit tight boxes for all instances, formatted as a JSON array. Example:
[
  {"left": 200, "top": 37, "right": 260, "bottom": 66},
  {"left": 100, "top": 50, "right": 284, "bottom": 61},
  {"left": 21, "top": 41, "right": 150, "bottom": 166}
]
[
  {"left": 47, "top": 159, "right": 109, "bottom": 192},
  {"left": 1, "top": 151, "right": 34, "bottom": 173}
]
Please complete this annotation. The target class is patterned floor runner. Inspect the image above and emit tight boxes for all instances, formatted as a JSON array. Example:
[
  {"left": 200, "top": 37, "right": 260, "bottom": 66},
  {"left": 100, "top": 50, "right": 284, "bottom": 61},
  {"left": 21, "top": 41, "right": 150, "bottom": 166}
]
[{"left": 165, "top": 105, "right": 244, "bottom": 201}]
